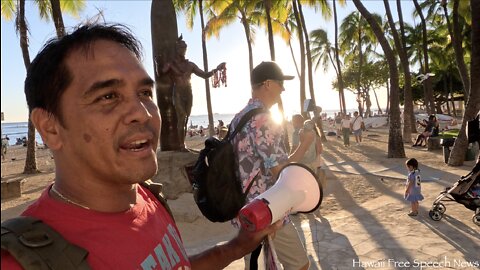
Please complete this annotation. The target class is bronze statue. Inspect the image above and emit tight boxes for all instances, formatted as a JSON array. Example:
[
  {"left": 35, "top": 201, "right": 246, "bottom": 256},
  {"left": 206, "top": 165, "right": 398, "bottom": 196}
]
[{"left": 162, "top": 36, "right": 225, "bottom": 149}]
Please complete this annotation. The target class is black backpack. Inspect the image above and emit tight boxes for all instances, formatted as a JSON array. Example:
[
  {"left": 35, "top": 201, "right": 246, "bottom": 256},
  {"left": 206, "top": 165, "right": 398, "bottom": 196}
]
[
  {"left": 1, "top": 181, "right": 171, "bottom": 270},
  {"left": 192, "top": 108, "right": 266, "bottom": 222}
]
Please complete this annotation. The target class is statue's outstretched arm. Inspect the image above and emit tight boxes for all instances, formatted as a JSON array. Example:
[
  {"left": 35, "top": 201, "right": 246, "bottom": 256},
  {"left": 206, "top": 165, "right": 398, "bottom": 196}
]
[{"left": 192, "top": 62, "right": 226, "bottom": 79}]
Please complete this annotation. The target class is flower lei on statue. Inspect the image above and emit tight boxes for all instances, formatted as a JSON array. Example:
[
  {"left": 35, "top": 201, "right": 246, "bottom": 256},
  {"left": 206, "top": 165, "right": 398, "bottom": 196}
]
[{"left": 212, "top": 64, "right": 227, "bottom": 88}]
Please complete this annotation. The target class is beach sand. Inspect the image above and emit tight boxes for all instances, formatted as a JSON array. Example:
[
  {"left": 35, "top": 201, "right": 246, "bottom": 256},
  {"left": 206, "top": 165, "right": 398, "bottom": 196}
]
[{"left": 2, "top": 126, "right": 478, "bottom": 269}]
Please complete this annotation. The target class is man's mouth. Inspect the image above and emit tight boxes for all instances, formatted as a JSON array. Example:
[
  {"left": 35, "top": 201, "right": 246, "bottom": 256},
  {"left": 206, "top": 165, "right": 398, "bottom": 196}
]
[{"left": 122, "top": 139, "right": 150, "bottom": 152}]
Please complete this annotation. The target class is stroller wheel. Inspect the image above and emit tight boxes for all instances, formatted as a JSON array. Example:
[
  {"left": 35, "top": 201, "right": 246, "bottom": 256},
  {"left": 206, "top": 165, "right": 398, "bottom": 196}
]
[
  {"left": 473, "top": 214, "right": 480, "bottom": 226},
  {"left": 434, "top": 203, "right": 446, "bottom": 214},
  {"left": 429, "top": 210, "right": 443, "bottom": 221}
]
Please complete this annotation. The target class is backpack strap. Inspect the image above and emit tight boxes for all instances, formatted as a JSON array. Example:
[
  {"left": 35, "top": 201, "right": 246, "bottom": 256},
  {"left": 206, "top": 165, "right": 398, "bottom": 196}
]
[
  {"left": 226, "top": 108, "right": 268, "bottom": 142},
  {"left": 1, "top": 216, "right": 91, "bottom": 270},
  {"left": 140, "top": 180, "right": 174, "bottom": 220}
]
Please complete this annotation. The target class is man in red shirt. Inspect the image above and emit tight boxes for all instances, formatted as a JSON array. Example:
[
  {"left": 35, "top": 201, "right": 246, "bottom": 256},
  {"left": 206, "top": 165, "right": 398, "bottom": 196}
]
[{"left": 1, "top": 23, "right": 279, "bottom": 270}]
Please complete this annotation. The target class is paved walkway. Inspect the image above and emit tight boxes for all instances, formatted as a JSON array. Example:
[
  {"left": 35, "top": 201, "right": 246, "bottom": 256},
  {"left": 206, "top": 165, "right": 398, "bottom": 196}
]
[
  {"left": 292, "top": 170, "right": 479, "bottom": 270},
  {"left": 176, "top": 158, "right": 479, "bottom": 270}
]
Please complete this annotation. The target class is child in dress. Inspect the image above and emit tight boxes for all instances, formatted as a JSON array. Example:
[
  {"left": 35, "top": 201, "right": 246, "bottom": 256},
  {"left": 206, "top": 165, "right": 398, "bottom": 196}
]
[{"left": 405, "top": 158, "right": 424, "bottom": 216}]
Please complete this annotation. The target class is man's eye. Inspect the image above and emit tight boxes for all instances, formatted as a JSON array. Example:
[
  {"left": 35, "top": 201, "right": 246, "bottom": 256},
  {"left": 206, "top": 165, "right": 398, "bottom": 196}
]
[
  {"left": 96, "top": 93, "right": 117, "bottom": 102},
  {"left": 140, "top": 90, "right": 153, "bottom": 98}
]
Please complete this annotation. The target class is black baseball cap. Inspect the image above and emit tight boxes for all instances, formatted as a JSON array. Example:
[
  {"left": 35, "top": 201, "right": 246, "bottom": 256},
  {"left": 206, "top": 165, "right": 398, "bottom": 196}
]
[{"left": 251, "top": 61, "right": 294, "bottom": 85}]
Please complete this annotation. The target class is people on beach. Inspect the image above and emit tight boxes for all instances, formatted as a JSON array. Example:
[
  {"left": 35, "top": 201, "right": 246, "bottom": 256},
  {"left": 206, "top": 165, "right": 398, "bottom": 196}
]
[
  {"left": 351, "top": 111, "right": 364, "bottom": 145},
  {"left": 229, "top": 61, "right": 312, "bottom": 270},
  {"left": 335, "top": 112, "right": 342, "bottom": 139},
  {"left": 413, "top": 114, "right": 439, "bottom": 147},
  {"left": 1, "top": 23, "right": 281, "bottom": 270},
  {"left": 161, "top": 35, "right": 226, "bottom": 150},
  {"left": 1, "top": 135, "right": 9, "bottom": 160},
  {"left": 404, "top": 158, "right": 424, "bottom": 216},
  {"left": 341, "top": 113, "right": 351, "bottom": 147}
]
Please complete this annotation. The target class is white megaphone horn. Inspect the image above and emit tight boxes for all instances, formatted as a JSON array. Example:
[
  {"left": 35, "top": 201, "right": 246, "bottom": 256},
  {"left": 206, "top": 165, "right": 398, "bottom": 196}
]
[{"left": 239, "top": 163, "right": 323, "bottom": 232}]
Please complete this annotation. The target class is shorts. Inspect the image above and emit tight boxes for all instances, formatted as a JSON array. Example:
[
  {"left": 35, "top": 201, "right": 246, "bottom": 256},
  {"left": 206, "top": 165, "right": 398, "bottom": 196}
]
[
  {"left": 353, "top": 129, "right": 362, "bottom": 136},
  {"left": 244, "top": 221, "right": 309, "bottom": 269}
]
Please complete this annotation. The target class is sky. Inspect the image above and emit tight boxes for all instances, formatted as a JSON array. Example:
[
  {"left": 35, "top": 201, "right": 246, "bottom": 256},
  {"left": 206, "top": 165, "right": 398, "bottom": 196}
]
[{"left": 1, "top": 1, "right": 419, "bottom": 123}]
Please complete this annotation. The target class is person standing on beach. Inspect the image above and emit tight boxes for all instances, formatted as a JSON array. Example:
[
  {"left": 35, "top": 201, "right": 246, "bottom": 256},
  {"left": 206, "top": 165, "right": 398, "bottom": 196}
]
[
  {"left": 341, "top": 114, "right": 351, "bottom": 147},
  {"left": 1, "top": 23, "right": 280, "bottom": 270},
  {"left": 335, "top": 112, "right": 342, "bottom": 139},
  {"left": 351, "top": 111, "right": 364, "bottom": 145},
  {"left": 230, "top": 61, "right": 312, "bottom": 270},
  {"left": 404, "top": 158, "right": 424, "bottom": 216}
]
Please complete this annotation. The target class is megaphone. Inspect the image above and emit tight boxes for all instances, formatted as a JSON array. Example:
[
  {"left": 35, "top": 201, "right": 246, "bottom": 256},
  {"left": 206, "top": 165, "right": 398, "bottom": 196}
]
[{"left": 238, "top": 163, "right": 323, "bottom": 232}]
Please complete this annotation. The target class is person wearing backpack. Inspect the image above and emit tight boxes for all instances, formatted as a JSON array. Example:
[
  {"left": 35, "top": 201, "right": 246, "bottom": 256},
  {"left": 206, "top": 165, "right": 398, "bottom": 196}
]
[
  {"left": 229, "top": 61, "right": 313, "bottom": 270},
  {"left": 1, "top": 23, "right": 281, "bottom": 270}
]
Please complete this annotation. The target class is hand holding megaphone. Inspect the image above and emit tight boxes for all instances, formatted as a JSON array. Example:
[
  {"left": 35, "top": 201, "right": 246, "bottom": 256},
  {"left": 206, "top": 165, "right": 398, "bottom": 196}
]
[{"left": 238, "top": 163, "right": 323, "bottom": 232}]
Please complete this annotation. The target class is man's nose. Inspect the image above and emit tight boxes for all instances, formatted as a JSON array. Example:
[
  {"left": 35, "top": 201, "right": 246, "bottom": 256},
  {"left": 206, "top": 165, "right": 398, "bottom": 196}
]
[{"left": 123, "top": 98, "right": 153, "bottom": 124}]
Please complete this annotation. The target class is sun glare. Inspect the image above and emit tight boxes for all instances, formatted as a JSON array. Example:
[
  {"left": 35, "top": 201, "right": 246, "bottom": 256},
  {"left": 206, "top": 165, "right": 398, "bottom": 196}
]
[{"left": 270, "top": 105, "right": 285, "bottom": 125}]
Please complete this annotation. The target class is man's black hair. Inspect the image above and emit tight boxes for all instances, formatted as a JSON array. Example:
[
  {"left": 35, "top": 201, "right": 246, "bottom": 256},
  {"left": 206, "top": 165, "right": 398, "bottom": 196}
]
[{"left": 25, "top": 23, "right": 143, "bottom": 126}]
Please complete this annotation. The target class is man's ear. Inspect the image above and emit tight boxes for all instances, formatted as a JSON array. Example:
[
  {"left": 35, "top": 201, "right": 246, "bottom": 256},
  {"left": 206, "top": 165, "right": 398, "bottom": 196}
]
[{"left": 30, "top": 108, "right": 62, "bottom": 150}]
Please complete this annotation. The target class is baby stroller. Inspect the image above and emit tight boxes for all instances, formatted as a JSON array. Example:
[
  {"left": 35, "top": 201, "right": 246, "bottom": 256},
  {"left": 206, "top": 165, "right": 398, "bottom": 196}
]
[{"left": 429, "top": 160, "right": 480, "bottom": 226}]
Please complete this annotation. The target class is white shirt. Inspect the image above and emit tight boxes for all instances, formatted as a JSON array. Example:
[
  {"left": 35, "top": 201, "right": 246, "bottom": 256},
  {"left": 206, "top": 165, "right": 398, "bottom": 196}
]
[
  {"left": 341, "top": 118, "right": 351, "bottom": 128},
  {"left": 351, "top": 116, "right": 364, "bottom": 131}
]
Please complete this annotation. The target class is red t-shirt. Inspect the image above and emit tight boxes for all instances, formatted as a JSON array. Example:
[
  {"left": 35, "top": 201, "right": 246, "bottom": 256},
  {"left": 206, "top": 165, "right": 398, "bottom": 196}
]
[{"left": 1, "top": 185, "right": 191, "bottom": 269}]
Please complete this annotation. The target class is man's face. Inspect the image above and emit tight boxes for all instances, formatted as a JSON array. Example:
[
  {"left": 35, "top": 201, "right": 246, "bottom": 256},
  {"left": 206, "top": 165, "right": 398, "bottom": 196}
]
[{"left": 56, "top": 40, "right": 160, "bottom": 185}]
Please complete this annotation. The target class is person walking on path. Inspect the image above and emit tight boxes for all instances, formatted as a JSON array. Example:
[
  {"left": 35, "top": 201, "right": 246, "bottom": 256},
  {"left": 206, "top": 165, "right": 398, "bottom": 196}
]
[
  {"left": 1, "top": 23, "right": 280, "bottom": 270},
  {"left": 341, "top": 114, "right": 351, "bottom": 147},
  {"left": 404, "top": 158, "right": 424, "bottom": 216},
  {"left": 230, "top": 61, "right": 312, "bottom": 270},
  {"left": 351, "top": 111, "right": 364, "bottom": 145}
]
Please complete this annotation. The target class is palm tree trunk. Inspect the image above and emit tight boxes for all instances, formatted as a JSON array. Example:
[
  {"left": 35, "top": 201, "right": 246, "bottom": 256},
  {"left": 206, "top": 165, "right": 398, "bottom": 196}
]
[
  {"left": 333, "top": 0, "right": 346, "bottom": 114},
  {"left": 353, "top": 0, "right": 405, "bottom": 158},
  {"left": 448, "top": 0, "right": 480, "bottom": 166},
  {"left": 387, "top": 0, "right": 413, "bottom": 142},
  {"left": 50, "top": 0, "right": 65, "bottom": 37},
  {"left": 198, "top": 0, "right": 215, "bottom": 137},
  {"left": 451, "top": 0, "right": 470, "bottom": 98},
  {"left": 356, "top": 17, "right": 364, "bottom": 116},
  {"left": 265, "top": 0, "right": 275, "bottom": 61},
  {"left": 240, "top": 12, "right": 254, "bottom": 74},
  {"left": 151, "top": 0, "right": 180, "bottom": 151},
  {"left": 297, "top": 0, "right": 326, "bottom": 141},
  {"left": 373, "top": 89, "right": 382, "bottom": 114},
  {"left": 413, "top": 0, "right": 435, "bottom": 115},
  {"left": 292, "top": 0, "right": 306, "bottom": 116},
  {"left": 18, "top": 0, "right": 38, "bottom": 174}
]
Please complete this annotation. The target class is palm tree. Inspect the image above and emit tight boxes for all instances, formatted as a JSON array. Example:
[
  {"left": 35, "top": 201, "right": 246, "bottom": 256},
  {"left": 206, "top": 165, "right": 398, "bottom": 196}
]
[
  {"left": 2, "top": 0, "right": 84, "bottom": 173},
  {"left": 333, "top": 0, "right": 347, "bottom": 114},
  {"left": 296, "top": 0, "right": 330, "bottom": 140},
  {"left": 339, "top": 11, "right": 379, "bottom": 117},
  {"left": 384, "top": 0, "right": 414, "bottom": 143},
  {"left": 397, "top": 0, "right": 417, "bottom": 134},
  {"left": 429, "top": 0, "right": 471, "bottom": 98},
  {"left": 413, "top": 0, "right": 435, "bottom": 115},
  {"left": 448, "top": 0, "right": 479, "bottom": 166},
  {"left": 310, "top": 29, "right": 337, "bottom": 75},
  {"left": 205, "top": 0, "right": 261, "bottom": 74},
  {"left": 291, "top": 0, "right": 306, "bottom": 115},
  {"left": 151, "top": 0, "right": 181, "bottom": 151},
  {"left": 352, "top": 0, "right": 405, "bottom": 158}
]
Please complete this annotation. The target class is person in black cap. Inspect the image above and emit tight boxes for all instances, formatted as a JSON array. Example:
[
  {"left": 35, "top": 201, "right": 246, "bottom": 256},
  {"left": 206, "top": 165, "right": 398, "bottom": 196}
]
[{"left": 229, "top": 61, "right": 312, "bottom": 269}]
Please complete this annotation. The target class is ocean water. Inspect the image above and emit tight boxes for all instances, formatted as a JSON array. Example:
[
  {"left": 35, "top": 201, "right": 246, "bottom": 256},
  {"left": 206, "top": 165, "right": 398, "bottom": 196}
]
[
  {"left": 0, "top": 115, "right": 238, "bottom": 146},
  {"left": 1, "top": 110, "right": 355, "bottom": 146}
]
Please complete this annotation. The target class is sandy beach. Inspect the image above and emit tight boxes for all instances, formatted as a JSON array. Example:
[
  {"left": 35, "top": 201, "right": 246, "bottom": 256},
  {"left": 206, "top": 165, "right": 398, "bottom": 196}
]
[{"left": 2, "top": 126, "right": 479, "bottom": 269}]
